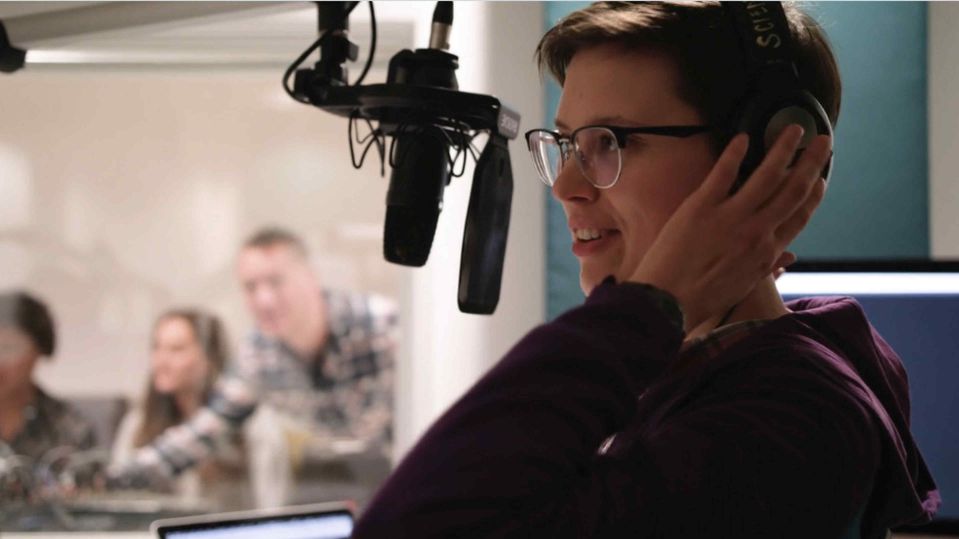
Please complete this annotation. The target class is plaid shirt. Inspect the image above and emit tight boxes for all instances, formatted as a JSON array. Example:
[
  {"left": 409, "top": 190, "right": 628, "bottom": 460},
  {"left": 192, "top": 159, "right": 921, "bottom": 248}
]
[
  {"left": 677, "top": 318, "right": 771, "bottom": 367},
  {"left": 2, "top": 386, "right": 96, "bottom": 461},
  {"left": 113, "top": 290, "right": 396, "bottom": 481}
]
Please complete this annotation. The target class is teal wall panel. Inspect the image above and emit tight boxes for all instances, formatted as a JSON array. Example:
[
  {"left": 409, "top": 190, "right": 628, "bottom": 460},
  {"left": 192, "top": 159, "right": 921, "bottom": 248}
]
[
  {"left": 543, "top": 2, "right": 929, "bottom": 319},
  {"left": 789, "top": 2, "right": 928, "bottom": 259},
  {"left": 544, "top": 2, "right": 590, "bottom": 319}
]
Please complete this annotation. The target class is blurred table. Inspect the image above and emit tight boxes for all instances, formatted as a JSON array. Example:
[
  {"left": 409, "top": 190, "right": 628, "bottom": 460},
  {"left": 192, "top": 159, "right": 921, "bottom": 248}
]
[
  {"left": 3, "top": 533, "right": 149, "bottom": 539},
  {"left": 0, "top": 492, "right": 217, "bottom": 536}
]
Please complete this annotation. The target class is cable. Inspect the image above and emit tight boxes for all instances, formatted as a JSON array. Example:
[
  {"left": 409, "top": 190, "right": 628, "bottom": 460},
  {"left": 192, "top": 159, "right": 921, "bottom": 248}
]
[
  {"left": 352, "top": 2, "right": 377, "bottom": 86},
  {"left": 348, "top": 110, "right": 385, "bottom": 174},
  {"left": 282, "top": 1, "right": 362, "bottom": 104}
]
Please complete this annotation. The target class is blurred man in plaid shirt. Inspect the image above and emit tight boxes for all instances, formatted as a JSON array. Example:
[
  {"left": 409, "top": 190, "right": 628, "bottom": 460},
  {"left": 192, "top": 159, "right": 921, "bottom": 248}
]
[{"left": 108, "top": 227, "right": 397, "bottom": 492}]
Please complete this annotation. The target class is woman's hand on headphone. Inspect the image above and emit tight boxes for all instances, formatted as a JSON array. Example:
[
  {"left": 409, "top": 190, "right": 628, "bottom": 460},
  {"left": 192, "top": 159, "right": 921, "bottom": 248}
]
[{"left": 628, "top": 124, "right": 832, "bottom": 333}]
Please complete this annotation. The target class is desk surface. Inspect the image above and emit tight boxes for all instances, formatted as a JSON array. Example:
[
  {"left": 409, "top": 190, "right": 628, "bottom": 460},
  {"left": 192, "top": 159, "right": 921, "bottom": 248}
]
[
  {"left": 3, "top": 534, "right": 149, "bottom": 539},
  {"left": 1, "top": 532, "right": 948, "bottom": 539}
]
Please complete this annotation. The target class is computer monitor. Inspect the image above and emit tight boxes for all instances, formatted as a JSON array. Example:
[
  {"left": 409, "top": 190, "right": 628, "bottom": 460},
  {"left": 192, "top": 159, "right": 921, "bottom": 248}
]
[
  {"left": 777, "top": 260, "right": 959, "bottom": 521},
  {"left": 151, "top": 501, "right": 354, "bottom": 539}
]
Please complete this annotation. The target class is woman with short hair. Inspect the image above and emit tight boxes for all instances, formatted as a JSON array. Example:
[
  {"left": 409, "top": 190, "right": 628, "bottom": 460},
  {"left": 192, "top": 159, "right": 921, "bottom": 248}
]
[{"left": 353, "top": 3, "right": 937, "bottom": 537}]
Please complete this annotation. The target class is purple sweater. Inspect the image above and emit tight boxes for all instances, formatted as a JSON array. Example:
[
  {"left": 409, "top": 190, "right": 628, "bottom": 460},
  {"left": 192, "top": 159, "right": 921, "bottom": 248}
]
[{"left": 353, "top": 281, "right": 939, "bottom": 538}]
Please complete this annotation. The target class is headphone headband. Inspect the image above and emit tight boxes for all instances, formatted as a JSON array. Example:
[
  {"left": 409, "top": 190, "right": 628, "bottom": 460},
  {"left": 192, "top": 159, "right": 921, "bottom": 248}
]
[
  {"left": 720, "top": 1, "right": 833, "bottom": 191},
  {"left": 723, "top": 2, "right": 800, "bottom": 88}
]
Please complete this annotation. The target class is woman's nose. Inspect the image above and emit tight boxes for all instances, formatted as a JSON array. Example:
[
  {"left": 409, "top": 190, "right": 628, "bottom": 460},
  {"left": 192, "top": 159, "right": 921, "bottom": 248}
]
[{"left": 551, "top": 156, "right": 598, "bottom": 204}]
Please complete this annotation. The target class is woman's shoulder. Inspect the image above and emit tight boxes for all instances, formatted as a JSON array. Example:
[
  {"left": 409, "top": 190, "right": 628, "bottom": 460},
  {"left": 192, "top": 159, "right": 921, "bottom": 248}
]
[{"left": 648, "top": 313, "right": 882, "bottom": 425}]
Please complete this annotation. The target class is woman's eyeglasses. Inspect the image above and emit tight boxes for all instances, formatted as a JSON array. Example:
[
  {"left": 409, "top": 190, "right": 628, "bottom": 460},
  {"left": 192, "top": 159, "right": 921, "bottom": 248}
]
[{"left": 525, "top": 124, "right": 712, "bottom": 189}]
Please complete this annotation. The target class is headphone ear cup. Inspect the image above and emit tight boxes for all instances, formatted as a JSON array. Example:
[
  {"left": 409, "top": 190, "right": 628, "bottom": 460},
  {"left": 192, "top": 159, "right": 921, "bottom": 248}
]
[{"left": 730, "top": 89, "right": 833, "bottom": 193}]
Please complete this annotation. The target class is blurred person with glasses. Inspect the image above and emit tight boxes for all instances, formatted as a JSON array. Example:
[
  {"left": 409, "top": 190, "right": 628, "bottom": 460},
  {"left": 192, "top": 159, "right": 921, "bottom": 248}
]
[{"left": 353, "top": 2, "right": 936, "bottom": 538}]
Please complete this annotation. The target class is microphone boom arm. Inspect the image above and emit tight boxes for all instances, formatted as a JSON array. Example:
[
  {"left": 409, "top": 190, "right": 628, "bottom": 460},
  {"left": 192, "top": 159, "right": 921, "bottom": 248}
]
[{"left": 296, "top": 83, "right": 521, "bottom": 140}]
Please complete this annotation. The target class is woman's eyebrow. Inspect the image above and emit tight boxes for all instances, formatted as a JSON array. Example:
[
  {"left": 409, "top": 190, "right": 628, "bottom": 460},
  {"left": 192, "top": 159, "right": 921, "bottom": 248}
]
[
  {"left": 554, "top": 115, "right": 641, "bottom": 131},
  {"left": 588, "top": 115, "right": 635, "bottom": 125}
]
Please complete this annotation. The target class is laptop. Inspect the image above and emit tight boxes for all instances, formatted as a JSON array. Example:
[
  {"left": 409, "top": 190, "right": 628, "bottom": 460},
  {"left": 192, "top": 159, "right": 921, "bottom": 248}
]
[{"left": 151, "top": 501, "right": 355, "bottom": 539}]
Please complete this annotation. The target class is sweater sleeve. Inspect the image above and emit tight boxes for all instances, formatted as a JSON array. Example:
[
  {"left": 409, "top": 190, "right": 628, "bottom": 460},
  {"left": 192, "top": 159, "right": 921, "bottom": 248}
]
[{"left": 352, "top": 280, "right": 685, "bottom": 538}]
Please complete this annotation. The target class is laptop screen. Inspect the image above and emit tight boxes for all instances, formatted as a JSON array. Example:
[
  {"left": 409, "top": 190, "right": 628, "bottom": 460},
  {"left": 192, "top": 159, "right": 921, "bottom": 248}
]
[{"left": 153, "top": 503, "right": 353, "bottom": 539}]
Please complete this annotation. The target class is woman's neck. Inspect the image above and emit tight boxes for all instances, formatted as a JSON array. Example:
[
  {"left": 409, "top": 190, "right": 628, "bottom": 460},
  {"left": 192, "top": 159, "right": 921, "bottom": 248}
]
[
  {"left": 685, "top": 275, "right": 789, "bottom": 342},
  {"left": 0, "top": 383, "right": 37, "bottom": 441},
  {"left": 174, "top": 391, "right": 203, "bottom": 419}
]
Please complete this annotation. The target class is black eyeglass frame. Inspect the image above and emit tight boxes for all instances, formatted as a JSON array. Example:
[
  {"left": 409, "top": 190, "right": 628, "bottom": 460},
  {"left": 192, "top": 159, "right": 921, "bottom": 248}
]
[{"left": 524, "top": 124, "right": 714, "bottom": 188}]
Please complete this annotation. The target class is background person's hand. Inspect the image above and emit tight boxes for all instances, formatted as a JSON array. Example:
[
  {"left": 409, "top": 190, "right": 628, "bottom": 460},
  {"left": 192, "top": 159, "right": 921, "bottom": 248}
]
[{"left": 629, "top": 125, "right": 831, "bottom": 333}]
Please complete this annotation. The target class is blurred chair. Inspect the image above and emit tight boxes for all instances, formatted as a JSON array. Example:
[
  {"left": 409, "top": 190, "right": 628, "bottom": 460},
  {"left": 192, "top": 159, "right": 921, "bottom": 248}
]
[{"left": 65, "top": 396, "right": 128, "bottom": 451}]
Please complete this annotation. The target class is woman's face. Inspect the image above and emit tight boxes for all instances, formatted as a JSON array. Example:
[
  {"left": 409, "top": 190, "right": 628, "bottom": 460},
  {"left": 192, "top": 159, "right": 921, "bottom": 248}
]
[
  {"left": 150, "top": 317, "right": 209, "bottom": 396},
  {"left": 552, "top": 45, "right": 718, "bottom": 294},
  {"left": 0, "top": 326, "right": 40, "bottom": 398}
]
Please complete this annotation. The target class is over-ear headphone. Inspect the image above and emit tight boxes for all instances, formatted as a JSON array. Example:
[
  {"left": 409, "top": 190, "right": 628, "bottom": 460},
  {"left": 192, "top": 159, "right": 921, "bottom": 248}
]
[{"left": 723, "top": 2, "right": 833, "bottom": 192}]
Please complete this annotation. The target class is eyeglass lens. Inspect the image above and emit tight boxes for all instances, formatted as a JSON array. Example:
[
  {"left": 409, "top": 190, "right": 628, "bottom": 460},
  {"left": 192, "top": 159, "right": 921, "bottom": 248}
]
[
  {"left": 574, "top": 128, "right": 622, "bottom": 188},
  {"left": 529, "top": 128, "right": 623, "bottom": 188},
  {"left": 528, "top": 131, "right": 563, "bottom": 187}
]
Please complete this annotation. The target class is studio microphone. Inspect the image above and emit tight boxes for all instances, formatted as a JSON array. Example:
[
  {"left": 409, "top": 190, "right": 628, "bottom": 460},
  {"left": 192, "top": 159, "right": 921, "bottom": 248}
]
[
  {"left": 291, "top": 0, "right": 521, "bottom": 313},
  {"left": 382, "top": 1, "right": 456, "bottom": 266}
]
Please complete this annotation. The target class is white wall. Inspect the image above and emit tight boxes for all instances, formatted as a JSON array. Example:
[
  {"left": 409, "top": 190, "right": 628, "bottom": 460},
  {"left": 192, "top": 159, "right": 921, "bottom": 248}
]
[
  {"left": 392, "top": 2, "right": 546, "bottom": 460},
  {"left": 929, "top": 3, "right": 959, "bottom": 258}
]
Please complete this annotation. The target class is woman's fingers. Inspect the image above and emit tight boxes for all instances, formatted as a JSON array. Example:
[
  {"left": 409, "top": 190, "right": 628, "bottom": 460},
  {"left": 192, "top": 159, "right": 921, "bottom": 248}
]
[
  {"left": 699, "top": 133, "right": 750, "bottom": 204},
  {"left": 756, "top": 135, "right": 832, "bottom": 226},
  {"left": 774, "top": 177, "right": 826, "bottom": 246},
  {"left": 631, "top": 125, "right": 828, "bottom": 333},
  {"left": 728, "top": 124, "right": 806, "bottom": 213}
]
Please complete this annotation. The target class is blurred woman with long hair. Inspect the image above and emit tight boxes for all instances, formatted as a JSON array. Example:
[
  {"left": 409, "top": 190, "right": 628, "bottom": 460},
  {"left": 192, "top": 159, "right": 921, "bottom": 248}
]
[{"left": 111, "top": 309, "right": 290, "bottom": 509}]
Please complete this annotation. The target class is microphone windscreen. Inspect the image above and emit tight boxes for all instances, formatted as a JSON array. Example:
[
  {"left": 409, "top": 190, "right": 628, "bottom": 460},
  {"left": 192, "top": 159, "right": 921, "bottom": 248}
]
[
  {"left": 384, "top": 205, "right": 440, "bottom": 266},
  {"left": 458, "top": 135, "right": 512, "bottom": 314},
  {"left": 383, "top": 127, "right": 451, "bottom": 267}
]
